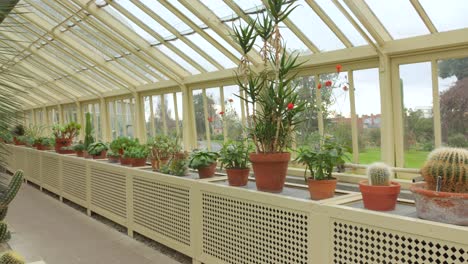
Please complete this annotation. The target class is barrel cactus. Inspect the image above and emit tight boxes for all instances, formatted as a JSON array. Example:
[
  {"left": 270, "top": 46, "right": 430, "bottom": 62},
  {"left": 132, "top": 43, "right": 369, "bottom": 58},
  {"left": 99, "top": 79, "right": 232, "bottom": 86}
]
[
  {"left": 0, "top": 251, "right": 25, "bottom": 264},
  {"left": 421, "top": 147, "right": 468, "bottom": 193},
  {"left": 0, "top": 221, "right": 10, "bottom": 243},
  {"left": 367, "top": 162, "right": 391, "bottom": 186}
]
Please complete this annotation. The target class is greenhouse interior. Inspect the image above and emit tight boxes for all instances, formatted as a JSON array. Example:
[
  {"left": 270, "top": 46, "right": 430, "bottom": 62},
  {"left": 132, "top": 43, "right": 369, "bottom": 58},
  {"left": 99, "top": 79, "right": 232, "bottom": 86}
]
[{"left": 0, "top": 0, "right": 467, "bottom": 263}]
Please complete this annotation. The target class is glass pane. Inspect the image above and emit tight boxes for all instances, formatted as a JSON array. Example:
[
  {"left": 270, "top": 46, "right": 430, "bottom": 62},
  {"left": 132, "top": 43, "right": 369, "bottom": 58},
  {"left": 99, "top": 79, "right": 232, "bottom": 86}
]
[
  {"left": 144, "top": 96, "right": 152, "bottom": 138},
  {"left": 420, "top": 0, "right": 468, "bottom": 32},
  {"left": 365, "top": 0, "right": 429, "bottom": 39},
  {"left": 336, "top": 0, "right": 376, "bottom": 43},
  {"left": 157, "top": 45, "right": 200, "bottom": 74},
  {"left": 294, "top": 75, "right": 319, "bottom": 146},
  {"left": 192, "top": 89, "right": 206, "bottom": 148},
  {"left": 206, "top": 88, "right": 222, "bottom": 151},
  {"left": 223, "top": 85, "right": 244, "bottom": 141},
  {"left": 152, "top": 95, "right": 164, "bottom": 135},
  {"left": 186, "top": 33, "right": 235, "bottom": 68},
  {"left": 164, "top": 94, "right": 178, "bottom": 137},
  {"left": 171, "top": 40, "right": 217, "bottom": 72},
  {"left": 202, "top": 0, "right": 235, "bottom": 19},
  {"left": 400, "top": 62, "right": 433, "bottom": 168},
  {"left": 167, "top": 0, "right": 204, "bottom": 26},
  {"left": 354, "top": 68, "right": 381, "bottom": 164},
  {"left": 109, "top": 101, "right": 117, "bottom": 139},
  {"left": 176, "top": 92, "right": 184, "bottom": 140},
  {"left": 437, "top": 57, "right": 468, "bottom": 148},
  {"left": 140, "top": 0, "right": 191, "bottom": 35}
]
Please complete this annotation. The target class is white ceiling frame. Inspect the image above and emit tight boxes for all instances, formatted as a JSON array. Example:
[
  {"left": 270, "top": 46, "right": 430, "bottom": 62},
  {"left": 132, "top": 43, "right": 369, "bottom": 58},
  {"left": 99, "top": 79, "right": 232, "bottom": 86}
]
[
  {"left": 159, "top": 0, "right": 241, "bottom": 65},
  {"left": 409, "top": 0, "right": 437, "bottom": 34},
  {"left": 71, "top": 0, "right": 189, "bottom": 82},
  {"left": 107, "top": 0, "right": 207, "bottom": 74},
  {"left": 0, "top": 75, "right": 50, "bottom": 105},
  {"left": 304, "top": 0, "right": 353, "bottom": 48},
  {"left": 342, "top": 0, "right": 392, "bottom": 46},
  {"left": 129, "top": 0, "right": 224, "bottom": 71}
]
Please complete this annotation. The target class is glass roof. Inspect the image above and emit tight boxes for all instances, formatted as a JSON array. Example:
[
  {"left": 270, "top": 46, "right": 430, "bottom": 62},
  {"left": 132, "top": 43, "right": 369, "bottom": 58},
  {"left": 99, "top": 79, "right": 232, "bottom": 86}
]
[{"left": 0, "top": 0, "right": 466, "bottom": 107}]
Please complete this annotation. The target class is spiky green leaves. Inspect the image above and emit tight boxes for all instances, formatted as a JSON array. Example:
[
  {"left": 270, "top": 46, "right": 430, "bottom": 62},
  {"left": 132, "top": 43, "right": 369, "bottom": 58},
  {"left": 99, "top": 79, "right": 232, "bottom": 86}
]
[
  {"left": 232, "top": 21, "right": 257, "bottom": 56},
  {"left": 266, "top": 0, "right": 299, "bottom": 23}
]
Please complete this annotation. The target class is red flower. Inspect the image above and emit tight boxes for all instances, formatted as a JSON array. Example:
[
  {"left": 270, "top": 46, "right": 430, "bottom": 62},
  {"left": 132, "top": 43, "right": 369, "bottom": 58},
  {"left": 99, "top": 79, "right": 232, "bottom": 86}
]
[
  {"left": 219, "top": 111, "right": 225, "bottom": 115},
  {"left": 342, "top": 85, "right": 348, "bottom": 91},
  {"left": 325, "top": 80, "right": 332, "bottom": 87},
  {"left": 228, "top": 98, "right": 234, "bottom": 103},
  {"left": 317, "top": 83, "right": 322, "bottom": 89},
  {"left": 207, "top": 117, "right": 213, "bottom": 123},
  {"left": 336, "top": 64, "right": 342, "bottom": 73},
  {"left": 287, "top": 103, "right": 294, "bottom": 110}
]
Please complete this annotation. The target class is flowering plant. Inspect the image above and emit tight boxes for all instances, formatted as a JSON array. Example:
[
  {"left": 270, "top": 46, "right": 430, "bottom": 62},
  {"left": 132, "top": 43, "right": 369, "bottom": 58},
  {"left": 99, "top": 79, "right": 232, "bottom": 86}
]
[{"left": 233, "top": 0, "right": 306, "bottom": 153}]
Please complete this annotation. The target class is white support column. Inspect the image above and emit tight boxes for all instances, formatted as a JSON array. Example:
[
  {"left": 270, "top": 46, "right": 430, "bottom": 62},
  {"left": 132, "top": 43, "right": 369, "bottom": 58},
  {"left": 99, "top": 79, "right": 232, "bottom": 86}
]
[
  {"left": 202, "top": 89, "right": 211, "bottom": 151},
  {"left": 315, "top": 74, "right": 324, "bottom": 136},
  {"left": 149, "top": 96, "right": 156, "bottom": 137},
  {"left": 431, "top": 60, "right": 442, "bottom": 148},
  {"left": 58, "top": 104, "right": 64, "bottom": 125},
  {"left": 133, "top": 92, "right": 146, "bottom": 142},
  {"left": 348, "top": 71, "right": 359, "bottom": 164},
  {"left": 173, "top": 93, "right": 181, "bottom": 137},
  {"left": 100, "top": 98, "right": 109, "bottom": 142},
  {"left": 161, "top": 95, "right": 168, "bottom": 136},
  {"left": 380, "top": 54, "right": 397, "bottom": 167},
  {"left": 76, "top": 101, "right": 83, "bottom": 141},
  {"left": 180, "top": 85, "right": 197, "bottom": 151},
  {"left": 220, "top": 86, "right": 227, "bottom": 143}
]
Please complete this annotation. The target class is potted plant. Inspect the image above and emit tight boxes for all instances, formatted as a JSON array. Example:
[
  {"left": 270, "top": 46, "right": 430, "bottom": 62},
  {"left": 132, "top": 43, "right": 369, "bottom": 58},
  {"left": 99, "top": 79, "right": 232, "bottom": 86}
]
[
  {"left": 110, "top": 137, "right": 135, "bottom": 156},
  {"left": 11, "top": 125, "right": 25, "bottom": 145},
  {"left": 125, "top": 145, "right": 149, "bottom": 167},
  {"left": 118, "top": 138, "right": 139, "bottom": 166},
  {"left": 410, "top": 147, "right": 468, "bottom": 226},
  {"left": 161, "top": 152, "right": 189, "bottom": 176},
  {"left": 219, "top": 140, "right": 253, "bottom": 186},
  {"left": 359, "top": 162, "right": 400, "bottom": 211},
  {"left": 232, "top": 0, "right": 307, "bottom": 192},
  {"left": 295, "top": 136, "right": 348, "bottom": 200},
  {"left": 148, "top": 135, "right": 178, "bottom": 171},
  {"left": 83, "top": 113, "right": 94, "bottom": 159},
  {"left": 188, "top": 150, "right": 219, "bottom": 179},
  {"left": 0, "top": 131, "right": 12, "bottom": 144},
  {"left": 36, "top": 137, "right": 54, "bottom": 151},
  {"left": 52, "top": 122, "right": 81, "bottom": 154},
  {"left": 72, "top": 142, "right": 85, "bottom": 157},
  {"left": 87, "top": 142, "right": 108, "bottom": 159},
  {"left": 106, "top": 150, "right": 120, "bottom": 163}
]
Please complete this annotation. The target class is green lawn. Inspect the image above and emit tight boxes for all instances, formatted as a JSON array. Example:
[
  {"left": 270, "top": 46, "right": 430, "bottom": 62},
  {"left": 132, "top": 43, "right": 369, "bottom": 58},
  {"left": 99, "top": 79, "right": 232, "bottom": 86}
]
[{"left": 351, "top": 148, "right": 429, "bottom": 168}]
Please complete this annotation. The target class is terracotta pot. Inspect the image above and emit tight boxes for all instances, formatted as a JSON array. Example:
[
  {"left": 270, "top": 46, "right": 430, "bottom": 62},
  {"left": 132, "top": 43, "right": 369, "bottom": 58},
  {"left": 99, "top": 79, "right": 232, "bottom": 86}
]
[
  {"left": 76, "top": 151, "right": 84, "bottom": 157},
  {"left": 307, "top": 178, "right": 337, "bottom": 200},
  {"left": 197, "top": 162, "right": 217, "bottom": 179},
  {"left": 410, "top": 182, "right": 468, "bottom": 226},
  {"left": 92, "top": 151, "right": 107, "bottom": 160},
  {"left": 13, "top": 137, "right": 25, "bottom": 146},
  {"left": 120, "top": 157, "right": 132, "bottom": 166},
  {"left": 226, "top": 168, "right": 250, "bottom": 187},
  {"left": 359, "top": 180, "right": 401, "bottom": 211},
  {"left": 108, "top": 156, "right": 120, "bottom": 163},
  {"left": 55, "top": 138, "right": 72, "bottom": 153},
  {"left": 250, "top": 152, "right": 290, "bottom": 193},
  {"left": 132, "top": 158, "right": 147, "bottom": 167},
  {"left": 118, "top": 149, "right": 124, "bottom": 155},
  {"left": 84, "top": 151, "right": 92, "bottom": 159},
  {"left": 36, "top": 144, "right": 50, "bottom": 151}
]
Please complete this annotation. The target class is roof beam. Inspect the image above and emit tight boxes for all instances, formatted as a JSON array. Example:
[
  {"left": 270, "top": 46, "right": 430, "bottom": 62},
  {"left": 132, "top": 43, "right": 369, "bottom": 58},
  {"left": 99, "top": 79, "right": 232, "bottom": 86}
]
[
  {"left": 304, "top": 0, "right": 353, "bottom": 48},
  {"left": 165, "top": 0, "right": 255, "bottom": 64},
  {"left": 70, "top": 0, "right": 189, "bottom": 81},
  {"left": 342, "top": 0, "right": 392, "bottom": 45},
  {"left": 129, "top": 0, "right": 224, "bottom": 70},
  {"left": 409, "top": 0, "right": 437, "bottom": 34}
]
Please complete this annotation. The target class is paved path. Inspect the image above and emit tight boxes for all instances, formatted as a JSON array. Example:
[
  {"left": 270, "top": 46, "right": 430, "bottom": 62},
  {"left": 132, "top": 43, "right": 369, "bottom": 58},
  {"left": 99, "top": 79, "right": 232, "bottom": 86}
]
[{"left": 6, "top": 183, "right": 184, "bottom": 264}]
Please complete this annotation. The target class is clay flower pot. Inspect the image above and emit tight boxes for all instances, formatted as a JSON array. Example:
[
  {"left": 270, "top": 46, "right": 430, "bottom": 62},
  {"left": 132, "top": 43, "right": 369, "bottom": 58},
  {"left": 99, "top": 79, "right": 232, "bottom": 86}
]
[
  {"left": 92, "top": 151, "right": 107, "bottom": 160},
  {"left": 226, "top": 168, "right": 250, "bottom": 187},
  {"left": 36, "top": 144, "right": 50, "bottom": 151},
  {"left": 307, "top": 178, "right": 337, "bottom": 200},
  {"left": 250, "top": 152, "right": 290, "bottom": 193},
  {"left": 410, "top": 182, "right": 468, "bottom": 226},
  {"left": 132, "top": 158, "right": 147, "bottom": 167},
  {"left": 120, "top": 157, "right": 132, "bottom": 166},
  {"left": 83, "top": 151, "right": 92, "bottom": 159},
  {"left": 359, "top": 180, "right": 401, "bottom": 211},
  {"left": 55, "top": 138, "right": 72, "bottom": 153},
  {"left": 108, "top": 156, "right": 120, "bottom": 163},
  {"left": 13, "top": 137, "right": 25, "bottom": 146},
  {"left": 76, "top": 151, "right": 84, "bottom": 157},
  {"left": 198, "top": 162, "right": 217, "bottom": 179}
]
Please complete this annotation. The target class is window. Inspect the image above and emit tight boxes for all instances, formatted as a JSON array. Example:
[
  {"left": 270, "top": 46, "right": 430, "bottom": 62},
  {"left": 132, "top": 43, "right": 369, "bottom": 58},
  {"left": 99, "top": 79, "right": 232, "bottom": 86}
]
[{"left": 109, "top": 98, "right": 135, "bottom": 139}]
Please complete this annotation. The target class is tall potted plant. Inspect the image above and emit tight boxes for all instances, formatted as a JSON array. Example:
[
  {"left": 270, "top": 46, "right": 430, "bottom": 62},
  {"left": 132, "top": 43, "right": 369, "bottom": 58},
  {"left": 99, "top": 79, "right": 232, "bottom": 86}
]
[
  {"left": 232, "top": 0, "right": 306, "bottom": 192},
  {"left": 295, "top": 136, "right": 348, "bottom": 200},
  {"left": 83, "top": 113, "right": 94, "bottom": 159},
  {"left": 410, "top": 147, "right": 468, "bottom": 225},
  {"left": 53, "top": 122, "right": 81, "bottom": 154},
  {"left": 219, "top": 140, "right": 253, "bottom": 186}
]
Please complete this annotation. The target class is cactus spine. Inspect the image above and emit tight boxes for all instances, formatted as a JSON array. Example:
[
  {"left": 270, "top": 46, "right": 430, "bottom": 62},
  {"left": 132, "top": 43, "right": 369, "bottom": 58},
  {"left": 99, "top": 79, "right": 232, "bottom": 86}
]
[
  {"left": 421, "top": 147, "right": 468, "bottom": 193},
  {"left": 0, "top": 170, "right": 23, "bottom": 208},
  {"left": 0, "top": 251, "right": 25, "bottom": 264},
  {"left": 0, "top": 221, "right": 10, "bottom": 243},
  {"left": 367, "top": 162, "right": 391, "bottom": 186},
  {"left": 83, "top": 113, "right": 94, "bottom": 150}
]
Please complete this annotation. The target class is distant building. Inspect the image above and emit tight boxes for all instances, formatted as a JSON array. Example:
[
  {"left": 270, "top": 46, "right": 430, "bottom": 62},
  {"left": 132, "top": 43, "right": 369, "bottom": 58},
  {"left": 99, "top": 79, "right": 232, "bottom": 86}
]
[
  {"left": 414, "top": 106, "right": 433, "bottom": 118},
  {"left": 330, "top": 114, "right": 381, "bottom": 129}
]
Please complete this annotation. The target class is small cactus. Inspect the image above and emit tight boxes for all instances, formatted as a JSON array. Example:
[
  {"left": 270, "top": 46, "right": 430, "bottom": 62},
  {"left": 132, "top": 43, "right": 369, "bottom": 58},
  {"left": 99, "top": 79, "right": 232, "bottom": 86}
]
[
  {"left": 0, "top": 221, "right": 10, "bottom": 243},
  {"left": 421, "top": 147, "right": 468, "bottom": 193},
  {"left": 367, "top": 162, "right": 391, "bottom": 186},
  {"left": 0, "top": 251, "right": 25, "bottom": 264},
  {"left": 0, "top": 170, "right": 23, "bottom": 209}
]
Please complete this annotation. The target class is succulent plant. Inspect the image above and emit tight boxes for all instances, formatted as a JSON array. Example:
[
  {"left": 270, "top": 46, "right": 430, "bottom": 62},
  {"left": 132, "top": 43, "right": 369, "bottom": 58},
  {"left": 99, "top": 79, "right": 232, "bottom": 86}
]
[
  {"left": 0, "top": 221, "right": 10, "bottom": 243},
  {"left": 0, "top": 170, "right": 23, "bottom": 209},
  {"left": 83, "top": 113, "right": 94, "bottom": 150},
  {"left": 367, "top": 162, "right": 391, "bottom": 186},
  {"left": 421, "top": 147, "right": 468, "bottom": 193},
  {"left": 0, "top": 251, "right": 25, "bottom": 264}
]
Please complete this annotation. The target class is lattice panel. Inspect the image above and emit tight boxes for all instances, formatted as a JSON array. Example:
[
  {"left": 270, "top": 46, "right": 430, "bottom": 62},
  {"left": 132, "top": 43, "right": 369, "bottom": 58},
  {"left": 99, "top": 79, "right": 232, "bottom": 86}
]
[
  {"left": 332, "top": 219, "right": 468, "bottom": 264},
  {"left": 42, "top": 156, "right": 60, "bottom": 189},
  {"left": 133, "top": 177, "right": 190, "bottom": 246},
  {"left": 62, "top": 160, "right": 87, "bottom": 201},
  {"left": 90, "top": 167, "right": 126, "bottom": 218},
  {"left": 26, "top": 151, "right": 40, "bottom": 181},
  {"left": 202, "top": 192, "right": 309, "bottom": 264}
]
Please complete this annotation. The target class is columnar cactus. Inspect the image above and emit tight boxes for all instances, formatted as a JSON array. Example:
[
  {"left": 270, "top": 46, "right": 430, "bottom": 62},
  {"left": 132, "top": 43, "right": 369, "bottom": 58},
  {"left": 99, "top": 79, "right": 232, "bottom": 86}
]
[
  {"left": 0, "top": 208, "right": 7, "bottom": 221},
  {"left": 0, "top": 221, "right": 10, "bottom": 243},
  {"left": 0, "top": 251, "right": 25, "bottom": 264},
  {"left": 0, "top": 170, "right": 23, "bottom": 208},
  {"left": 421, "top": 147, "right": 468, "bottom": 193},
  {"left": 367, "top": 162, "right": 391, "bottom": 186}
]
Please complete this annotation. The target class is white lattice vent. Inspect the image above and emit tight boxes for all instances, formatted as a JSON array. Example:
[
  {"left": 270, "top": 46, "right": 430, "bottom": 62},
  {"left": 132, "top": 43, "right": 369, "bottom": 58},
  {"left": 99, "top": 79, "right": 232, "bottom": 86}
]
[
  {"left": 202, "top": 192, "right": 309, "bottom": 264},
  {"left": 332, "top": 220, "right": 468, "bottom": 264},
  {"left": 90, "top": 167, "right": 126, "bottom": 218},
  {"left": 133, "top": 177, "right": 191, "bottom": 246},
  {"left": 42, "top": 156, "right": 59, "bottom": 189},
  {"left": 26, "top": 151, "right": 40, "bottom": 180},
  {"left": 62, "top": 161, "right": 86, "bottom": 201}
]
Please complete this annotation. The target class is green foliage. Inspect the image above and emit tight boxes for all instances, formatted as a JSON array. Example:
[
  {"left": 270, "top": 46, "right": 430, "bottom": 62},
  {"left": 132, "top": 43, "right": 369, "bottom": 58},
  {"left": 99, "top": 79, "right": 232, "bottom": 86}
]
[
  {"left": 123, "top": 145, "right": 149, "bottom": 159},
  {"left": 72, "top": 142, "right": 85, "bottom": 151},
  {"left": 0, "top": 221, "right": 10, "bottom": 243},
  {"left": 106, "top": 150, "right": 120, "bottom": 158},
  {"left": 10, "top": 125, "right": 24, "bottom": 137},
  {"left": 188, "top": 150, "right": 219, "bottom": 169},
  {"left": 421, "top": 147, "right": 468, "bottom": 193},
  {"left": 147, "top": 135, "right": 181, "bottom": 160},
  {"left": 161, "top": 152, "right": 189, "bottom": 176},
  {"left": 404, "top": 109, "right": 434, "bottom": 150},
  {"left": 0, "top": 131, "right": 12, "bottom": 143},
  {"left": 109, "top": 137, "right": 138, "bottom": 153},
  {"left": 0, "top": 251, "right": 25, "bottom": 264},
  {"left": 438, "top": 58, "right": 468, "bottom": 80},
  {"left": 52, "top": 122, "right": 81, "bottom": 140},
  {"left": 367, "top": 162, "right": 391, "bottom": 186},
  {"left": 440, "top": 78, "right": 468, "bottom": 143},
  {"left": 39, "top": 137, "right": 55, "bottom": 147},
  {"left": 0, "top": 170, "right": 23, "bottom": 208},
  {"left": 295, "top": 136, "right": 349, "bottom": 181},
  {"left": 84, "top": 113, "right": 94, "bottom": 150},
  {"left": 448, "top": 133, "right": 467, "bottom": 148},
  {"left": 219, "top": 140, "right": 253, "bottom": 169},
  {"left": 87, "top": 142, "right": 108, "bottom": 156}
]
